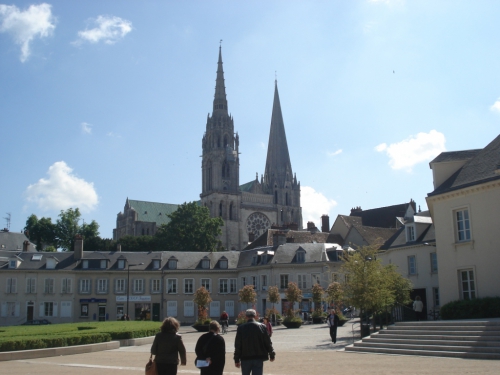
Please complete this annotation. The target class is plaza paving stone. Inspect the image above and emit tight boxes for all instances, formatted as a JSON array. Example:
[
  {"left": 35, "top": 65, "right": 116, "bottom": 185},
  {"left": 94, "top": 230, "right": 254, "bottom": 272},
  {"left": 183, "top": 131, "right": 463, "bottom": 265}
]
[{"left": 3, "top": 321, "right": 499, "bottom": 375}]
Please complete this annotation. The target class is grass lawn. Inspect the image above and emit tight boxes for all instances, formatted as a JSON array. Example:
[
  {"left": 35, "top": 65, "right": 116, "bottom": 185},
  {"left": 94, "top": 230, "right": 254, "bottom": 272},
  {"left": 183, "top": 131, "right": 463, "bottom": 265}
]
[{"left": 0, "top": 321, "right": 161, "bottom": 352}]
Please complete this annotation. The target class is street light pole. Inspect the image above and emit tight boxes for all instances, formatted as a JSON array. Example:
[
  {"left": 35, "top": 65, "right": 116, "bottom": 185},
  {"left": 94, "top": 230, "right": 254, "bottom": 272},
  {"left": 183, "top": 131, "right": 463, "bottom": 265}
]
[{"left": 127, "top": 263, "right": 144, "bottom": 318}]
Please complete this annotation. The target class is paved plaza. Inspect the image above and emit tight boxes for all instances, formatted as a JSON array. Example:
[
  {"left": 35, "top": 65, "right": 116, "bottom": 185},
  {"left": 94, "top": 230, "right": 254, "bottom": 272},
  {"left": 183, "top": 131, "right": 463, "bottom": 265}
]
[{"left": 3, "top": 321, "right": 499, "bottom": 375}]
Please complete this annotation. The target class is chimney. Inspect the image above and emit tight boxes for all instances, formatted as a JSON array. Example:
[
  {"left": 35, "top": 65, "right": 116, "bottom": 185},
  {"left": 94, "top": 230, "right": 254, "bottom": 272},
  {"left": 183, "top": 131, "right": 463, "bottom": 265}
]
[
  {"left": 307, "top": 221, "right": 316, "bottom": 231},
  {"left": 272, "top": 231, "right": 287, "bottom": 247},
  {"left": 23, "top": 240, "right": 30, "bottom": 252},
  {"left": 350, "top": 206, "right": 362, "bottom": 215},
  {"left": 74, "top": 235, "right": 84, "bottom": 260},
  {"left": 117, "top": 243, "right": 122, "bottom": 252},
  {"left": 321, "top": 215, "right": 330, "bottom": 233}
]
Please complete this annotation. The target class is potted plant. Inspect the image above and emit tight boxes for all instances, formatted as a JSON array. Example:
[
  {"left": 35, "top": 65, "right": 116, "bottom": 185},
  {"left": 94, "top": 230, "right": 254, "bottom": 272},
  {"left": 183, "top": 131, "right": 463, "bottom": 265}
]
[
  {"left": 282, "top": 282, "right": 303, "bottom": 328},
  {"left": 267, "top": 286, "right": 281, "bottom": 325},
  {"left": 192, "top": 286, "right": 212, "bottom": 331},
  {"left": 236, "top": 309, "right": 260, "bottom": 325},
  {"left": 311, "top": 283, "right": 324, "bottom": 324}
]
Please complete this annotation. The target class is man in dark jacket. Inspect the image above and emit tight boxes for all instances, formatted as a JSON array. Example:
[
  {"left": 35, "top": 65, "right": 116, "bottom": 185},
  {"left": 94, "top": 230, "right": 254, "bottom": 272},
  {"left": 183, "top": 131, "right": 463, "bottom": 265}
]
[{"left": 234, "top": 309, "right": 275, "bottom": 375}]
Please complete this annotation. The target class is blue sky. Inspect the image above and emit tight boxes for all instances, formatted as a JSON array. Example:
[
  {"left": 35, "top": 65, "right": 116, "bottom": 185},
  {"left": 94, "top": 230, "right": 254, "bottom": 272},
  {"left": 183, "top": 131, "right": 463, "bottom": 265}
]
[{"left": 1, "top": 0, "right": 499, "bottom": 239}]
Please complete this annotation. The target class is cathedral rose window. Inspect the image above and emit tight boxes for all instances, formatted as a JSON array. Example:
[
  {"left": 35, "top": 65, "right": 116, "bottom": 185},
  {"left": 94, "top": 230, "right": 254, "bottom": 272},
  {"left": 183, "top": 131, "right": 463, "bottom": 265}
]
[{"left": 246, "top": 212, "right": 271, "bottom": 237}]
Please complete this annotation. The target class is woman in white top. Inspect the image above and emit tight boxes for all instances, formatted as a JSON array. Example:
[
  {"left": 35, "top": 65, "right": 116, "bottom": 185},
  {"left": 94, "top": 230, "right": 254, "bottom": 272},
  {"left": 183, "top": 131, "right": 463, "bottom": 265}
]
[{"left": 413, "top": 296, "right": 424, "bottom": 321}]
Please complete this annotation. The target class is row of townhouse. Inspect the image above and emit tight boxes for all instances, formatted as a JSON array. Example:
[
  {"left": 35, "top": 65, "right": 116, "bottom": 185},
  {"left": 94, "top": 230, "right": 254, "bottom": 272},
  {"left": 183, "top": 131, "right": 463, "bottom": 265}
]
[{"left": 0, "top": 234, "right": 345, "bottom": 326}]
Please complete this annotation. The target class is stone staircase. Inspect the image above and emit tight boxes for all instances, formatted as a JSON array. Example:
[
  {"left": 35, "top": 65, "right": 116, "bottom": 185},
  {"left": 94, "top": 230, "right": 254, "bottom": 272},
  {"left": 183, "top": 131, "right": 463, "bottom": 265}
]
[{"left": 345, "top": 320, "right": 500, "bottom": 359}]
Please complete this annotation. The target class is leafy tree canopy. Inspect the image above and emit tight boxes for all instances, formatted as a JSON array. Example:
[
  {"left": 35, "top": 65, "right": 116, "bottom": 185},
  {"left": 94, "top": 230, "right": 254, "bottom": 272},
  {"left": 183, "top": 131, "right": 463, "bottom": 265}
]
[
  {"left": 24, "top": 214, "right": 57, "bottom": 250},
  {"left": 155, "top": 202, "right": 224, "bottom": 252}
]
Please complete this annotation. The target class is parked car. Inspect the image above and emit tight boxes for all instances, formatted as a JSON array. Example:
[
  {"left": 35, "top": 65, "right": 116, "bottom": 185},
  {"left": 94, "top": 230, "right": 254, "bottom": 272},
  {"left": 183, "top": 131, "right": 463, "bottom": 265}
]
[{"left": 21, "top": 319, "right": 52, "bottom": 325}]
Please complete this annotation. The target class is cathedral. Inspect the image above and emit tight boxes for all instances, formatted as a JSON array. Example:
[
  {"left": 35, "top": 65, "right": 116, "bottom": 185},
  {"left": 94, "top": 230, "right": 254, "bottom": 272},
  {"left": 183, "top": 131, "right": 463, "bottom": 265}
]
[{"left": 114, "top": 47, "right": 302, "bottom": 250}]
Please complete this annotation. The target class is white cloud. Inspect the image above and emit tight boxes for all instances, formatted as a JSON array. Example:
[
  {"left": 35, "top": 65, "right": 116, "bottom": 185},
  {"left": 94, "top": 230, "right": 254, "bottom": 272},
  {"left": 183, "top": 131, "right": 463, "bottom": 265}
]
[
  {"left": 375, "top": 130, "right": 446, "bottom": 172},
  {"left": 107, "top": 131, "right": 121, "bottom": 138},
  {"left": 490, "top": 98, "right": 500, "bottom": 113},
  {"left": 25, "top": 161, "right": 98, "bottom": 212},
  {"left": 0, "top": 3, "right": 55, "bottom": 62},
  {"left": 74, "top": 15, "right": 132, "bottom": 45},
  {"left": 81, "top": 122, "right": 92, "bottom": 134},
  {"left": 301, "top": 186, "right": 337, "bottom": 226},
  {"left": 327, "top": 149, "right": 342, "bottom": 157}
]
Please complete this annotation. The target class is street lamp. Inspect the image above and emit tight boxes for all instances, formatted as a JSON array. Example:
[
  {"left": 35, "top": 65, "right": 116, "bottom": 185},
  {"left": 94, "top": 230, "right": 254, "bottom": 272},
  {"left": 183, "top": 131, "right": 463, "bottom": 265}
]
[{"left": 127, "top": 262, "right": 144, "bottom": 318}]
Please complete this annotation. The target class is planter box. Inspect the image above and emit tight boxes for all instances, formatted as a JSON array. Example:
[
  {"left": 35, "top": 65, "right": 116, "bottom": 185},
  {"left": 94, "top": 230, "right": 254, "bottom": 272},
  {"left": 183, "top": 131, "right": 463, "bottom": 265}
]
[
  {"left": 192, "top": 325, "right": 210, "bottom": 332},
  {"left": 282, "top": 321, "right": 302, "bottom": 329},
  {"left": 312, "top": 317, "right": 324, "bottom": 324},
  {"left": 338, "top": 319, "right": 348, "bottom": 327}
]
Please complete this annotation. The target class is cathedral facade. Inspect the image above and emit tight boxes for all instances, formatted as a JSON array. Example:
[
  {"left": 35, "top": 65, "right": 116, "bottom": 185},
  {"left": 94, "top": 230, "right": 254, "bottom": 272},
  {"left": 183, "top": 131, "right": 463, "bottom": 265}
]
[
  {"left": 200, "top": 47, "right": 302, "bottom": 250},
  {"left": 114, "top": 47, "right": 302, "bottom": 250}
]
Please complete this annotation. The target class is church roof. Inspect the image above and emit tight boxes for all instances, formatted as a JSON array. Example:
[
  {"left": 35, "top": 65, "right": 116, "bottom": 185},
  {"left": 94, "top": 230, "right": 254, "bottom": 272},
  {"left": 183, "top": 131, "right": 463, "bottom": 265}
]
[
  {"left": 239, "top": 180, "right": 255, "bottom": 192},
  {"left": 264, "top": 81, "right": 293, "bottom": 187},
  {"left": 428, "top": 134, "right": 500, "bottom": 196},
  {"left": 127, "top": 199, "right": 179, "bottom": 226}
]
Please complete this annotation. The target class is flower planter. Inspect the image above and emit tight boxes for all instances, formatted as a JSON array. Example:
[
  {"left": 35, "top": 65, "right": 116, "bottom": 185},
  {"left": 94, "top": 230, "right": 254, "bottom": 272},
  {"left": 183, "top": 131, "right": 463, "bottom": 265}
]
[
  {"left": 312, "top": 317, "right": 324, "bottom": 324},
  {"left": 338, "top": 319, "right": 348, "bottom": 327},
  {"left": 282, "top": 321, "right": 302, "bottom": 329},
  {"left": 192, "top": 324, "right": 210, "bottom": 332}
]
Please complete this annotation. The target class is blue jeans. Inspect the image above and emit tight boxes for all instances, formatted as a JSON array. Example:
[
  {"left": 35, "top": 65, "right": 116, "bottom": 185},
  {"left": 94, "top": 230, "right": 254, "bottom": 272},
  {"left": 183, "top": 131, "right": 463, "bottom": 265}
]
[{"left": 241, "top": 359, "right": 264, "bottom": 375}]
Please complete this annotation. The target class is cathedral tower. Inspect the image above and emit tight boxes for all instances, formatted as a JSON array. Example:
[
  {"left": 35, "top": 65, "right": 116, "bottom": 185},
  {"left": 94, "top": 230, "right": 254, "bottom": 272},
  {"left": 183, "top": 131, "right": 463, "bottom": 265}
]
[
  {"left": 262, "top": 81, "right": 302, "bottom": 227},
  {"left": 201, "top": 47, "right": 241, "bottom": 249}
]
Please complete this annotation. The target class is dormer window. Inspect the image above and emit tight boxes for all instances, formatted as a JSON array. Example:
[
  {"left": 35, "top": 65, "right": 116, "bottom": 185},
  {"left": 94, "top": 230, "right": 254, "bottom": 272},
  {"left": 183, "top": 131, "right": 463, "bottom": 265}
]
[
  {"left": 9, "top": 260, "right": 17, "bottom": 269},
  {"left": 406, "top": 225, "right": 416, "bottom": 242},
  {"left": 117, "top": 259, "right": 125, "bottom": 269},
  {"left": 261, "top": 255, "right": 267, "bottom": 265},
  {"left": 153, "top": 260, "right": 161, "bottom": 270},
  {"left": 46, "top": 258, "right": 56, "bottom": 270},
  {"left": 100, "top": 260, "right": 107, "bottom": 269},
  {"left": 201, "top": 259, "right": 210, "bottom": 269},
  {"left": 168, "top": 259, "right": 178, "bottom": 270},
  {"left": 219, "top": 259, "right": 228, "bottom": 269},
  {"left": 82, "top": 260, "right": 89, "bottom": 269},
  {"left": 296, "top": 250, "right": 305, "bottom": 263},
  {"left": 251, "top": 255, "right": 258, "bottom": 266}
]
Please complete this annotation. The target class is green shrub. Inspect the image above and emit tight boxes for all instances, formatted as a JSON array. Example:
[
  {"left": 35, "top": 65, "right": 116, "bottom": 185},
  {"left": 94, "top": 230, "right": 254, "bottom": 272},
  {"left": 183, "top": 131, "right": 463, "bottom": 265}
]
[{"left": 440, "top": 297, "right": 500, "bottom": 320}]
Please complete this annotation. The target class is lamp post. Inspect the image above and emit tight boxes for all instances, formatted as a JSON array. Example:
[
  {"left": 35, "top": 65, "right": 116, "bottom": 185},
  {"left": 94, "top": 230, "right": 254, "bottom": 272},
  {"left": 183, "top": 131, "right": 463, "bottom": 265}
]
[{"left": 127, "top": 263, "right": 144, "bottom": 318}]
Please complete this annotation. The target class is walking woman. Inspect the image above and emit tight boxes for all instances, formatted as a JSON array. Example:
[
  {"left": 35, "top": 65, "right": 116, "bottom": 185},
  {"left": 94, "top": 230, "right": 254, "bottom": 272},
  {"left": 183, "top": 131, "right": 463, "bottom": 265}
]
[
  {"left": 195, "top": 321, "right": 226, "bottom": 375},
  {"left": 151, "top": 317, "right": 187, "bottom": 375}
]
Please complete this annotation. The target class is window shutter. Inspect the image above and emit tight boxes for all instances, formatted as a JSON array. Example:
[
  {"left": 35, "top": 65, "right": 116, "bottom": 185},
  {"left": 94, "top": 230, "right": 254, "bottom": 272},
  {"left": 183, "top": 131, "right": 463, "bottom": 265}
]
[
  {"left": 15, "top": 302, "right": 20, "bottom": 317},
  {"left": 39, "top": 302, "right": 45, "bottom": 317},
  {"left": 67, "top": 279, "right": 72, "bottom": 293},
  {"left": 11, "top": 278, "right": 17, "bottom": 293},
  {"left": 31, "top": 278, "right": 37, "bottom": 294},
  {"left": 26, "top": 278, "right": 31, "bottom": 293},
  {"left": 0, "top": 302, "right": 6, "bottom": 317},
  {"left": 6, "top": 278, "right": 10, "bottom": 293},
  {"left": 53, "top": 302, "right": 58, "bottom": 317}
]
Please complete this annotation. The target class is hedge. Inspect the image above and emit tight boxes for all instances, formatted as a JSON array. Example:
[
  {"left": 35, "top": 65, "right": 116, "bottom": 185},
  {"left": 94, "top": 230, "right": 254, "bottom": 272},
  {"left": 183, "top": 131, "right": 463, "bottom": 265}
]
[
  {"left": 440, "top": 296, "right": 500, "bottom": 320},
  {"left": 0, "top": 333, "right": 112, "bottom": 352}
]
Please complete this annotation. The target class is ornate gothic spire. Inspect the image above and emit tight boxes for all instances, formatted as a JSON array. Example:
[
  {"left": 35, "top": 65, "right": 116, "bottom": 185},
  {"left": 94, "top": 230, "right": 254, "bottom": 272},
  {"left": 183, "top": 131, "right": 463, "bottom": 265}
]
[
  {"left": 264, "top": 80, "right": 293, "bottom": 188},
  {"left": 213, "top": 46, "right": 228, "bottom": 114}
]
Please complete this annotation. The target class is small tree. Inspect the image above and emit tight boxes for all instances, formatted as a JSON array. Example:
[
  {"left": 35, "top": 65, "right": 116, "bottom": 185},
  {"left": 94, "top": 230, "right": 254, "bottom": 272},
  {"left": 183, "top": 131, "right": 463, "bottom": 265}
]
[
  {"left": 193, "top": 286, "right": 212, "bottom": 325},
  {"left": 311, "top": 283, "right": 324, "bottom": 317},
  {"left": 267, "top": 285, "right": 281, "bottom": 322},
  {"left": 238, "top": 285, "right": 257, "bottom": 309},
  {"left": 325, "top": 282, "right": 344, "bottom": 309},
  {"left": 284, "top": 282, "right": 303, "bottom": 322}
]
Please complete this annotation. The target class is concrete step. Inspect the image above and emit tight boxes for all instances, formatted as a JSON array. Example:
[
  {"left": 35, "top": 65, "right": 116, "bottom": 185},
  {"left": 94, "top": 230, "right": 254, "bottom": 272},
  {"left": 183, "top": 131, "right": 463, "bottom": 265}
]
[
  {"left": 396, "top": 320, "right": 500, "bottom": 327},
  {"left": 353, "top": 341, "right": 500, "bottom": 354},
  {"left": 380, "top": 329, "right": 500, "bottom": 336},
  {"left": 387, "top": 325, "right": 500, "bottom": 332},
  {"left": 345, "top": 345, "right": 500, "bottom": 360},
  {"left": 368, "top": 337, "right": 500, "bottom": 347},
  {"left": 373, "top": 333, "right": 500, "bottom": 342}
]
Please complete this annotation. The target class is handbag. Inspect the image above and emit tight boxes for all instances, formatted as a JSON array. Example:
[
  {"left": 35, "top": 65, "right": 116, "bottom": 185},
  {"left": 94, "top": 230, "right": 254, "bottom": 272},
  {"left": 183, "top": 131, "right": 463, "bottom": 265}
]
[{"left": 145, "top": 356, "right": 157, "bottom": 375}]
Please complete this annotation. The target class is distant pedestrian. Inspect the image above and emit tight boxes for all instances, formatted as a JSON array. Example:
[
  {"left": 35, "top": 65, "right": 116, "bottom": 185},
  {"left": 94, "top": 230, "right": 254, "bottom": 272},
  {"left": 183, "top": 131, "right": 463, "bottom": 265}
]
[
  {"left": 151, "top": 317, "right": 187, "bottom": 375},
  {"left": 234, "top": 309, "right": 275, "bottom": 375},
  {"left": 413, "top": 296, "right": 424, "bottom": 321},
  {"left": 262, "top": 317, "right": 273, "bottom": 337},
  {"left": 195, "top": 321, "right": 225, "bottom": 375},
  {"left": 326, "top": 309, "right": 340, "bottom": 343}
]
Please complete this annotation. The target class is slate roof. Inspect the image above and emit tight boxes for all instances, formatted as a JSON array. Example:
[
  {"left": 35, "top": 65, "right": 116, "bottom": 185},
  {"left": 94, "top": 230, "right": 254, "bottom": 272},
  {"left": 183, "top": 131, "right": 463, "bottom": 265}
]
[
  {"left": 379, "top": 224, "right": 435, "bottom": 251},
  {"left": 244, "top": 229, "right": 344, "bottom": 250},
  {"left": 0, "top": 231, "right": 36, "bottom": 252},
  {"left": 127, "top": 200, "right": 179, "bottom": 226},
  {"left": 239, "top": 180, "right": 255, "bottom": 192},
  {"left": 349, "top": 201, "right": 416, "bottom": 228},
  {"left": 238, "top": 243, "right": 328, "bottom": 268},
  {"left": 349, "top": 224, "right": 399, "bottom": 248},
  {"left": 430, "top": 149, "right": 481, "bottom": 164},
  {"left": 428, "top": 134, "right": 500, "bottom": 196},
  {"left": 0, "top": 250, "right": 240, "bottom": 272}
]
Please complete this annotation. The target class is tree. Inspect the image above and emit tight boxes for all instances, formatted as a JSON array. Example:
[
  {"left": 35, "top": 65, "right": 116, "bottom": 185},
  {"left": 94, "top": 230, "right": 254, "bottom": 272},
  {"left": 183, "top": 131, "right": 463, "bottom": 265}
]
[
  {"left": 311, "top": 283, "right": 324, "bottom": 317},
  {"left": 117, "top": 235, "right": 155, "bottom": 252},
  {"left": 55, "top": 208, "right": 100, "bottom": 251},
  {"left": 24, "top": 214, "right": 57, "bottom": 250},
  {"left": 193, "top": 286, "right": 212, "bottom": 325},
  {"left": 238, "top": 285, "right": 257, "bottom": 308},
  {"left": 155, "top": 202, "right": 224, "bottom": 252},
  {"left": 284, "top": 282, "right": 303, "bottom": 321},
  {"left": 325, "top": 282, "right": 344, "bottom": 308},
  {"left": 266, "top": 285, "right": 281, "bottom": 321}
]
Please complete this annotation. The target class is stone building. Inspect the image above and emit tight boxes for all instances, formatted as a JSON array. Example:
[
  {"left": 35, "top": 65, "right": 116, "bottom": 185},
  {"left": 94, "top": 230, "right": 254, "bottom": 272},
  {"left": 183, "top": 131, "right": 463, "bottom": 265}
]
[{"left": 114, "top": 47, "right": 302, "bottom": 250}]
